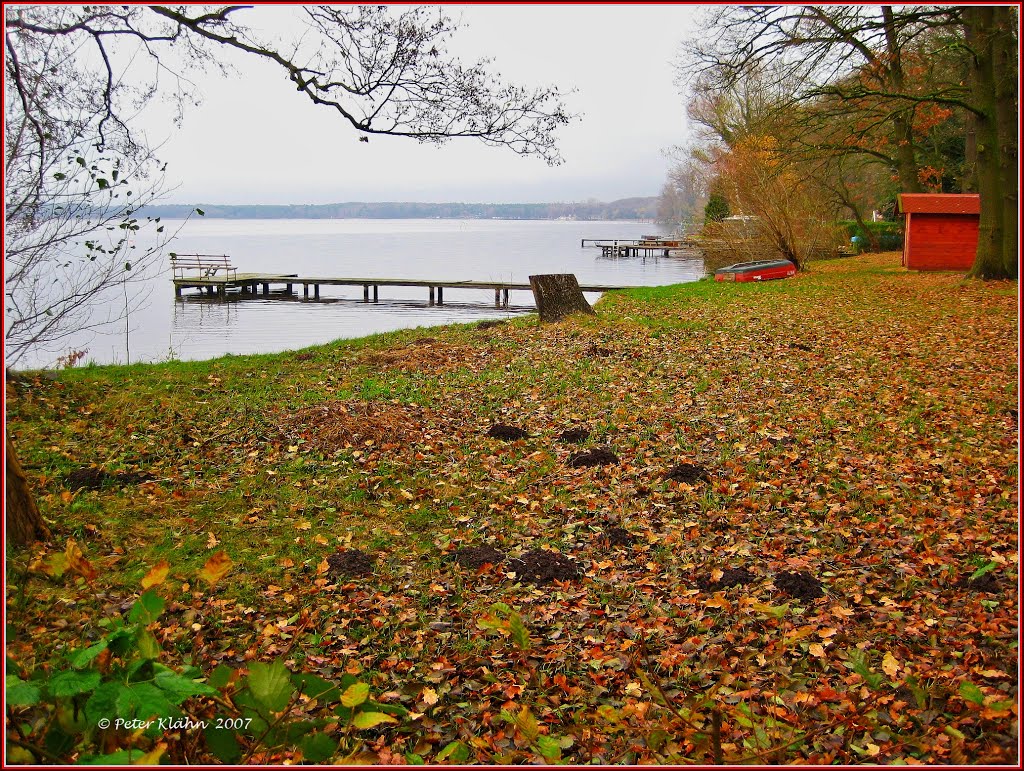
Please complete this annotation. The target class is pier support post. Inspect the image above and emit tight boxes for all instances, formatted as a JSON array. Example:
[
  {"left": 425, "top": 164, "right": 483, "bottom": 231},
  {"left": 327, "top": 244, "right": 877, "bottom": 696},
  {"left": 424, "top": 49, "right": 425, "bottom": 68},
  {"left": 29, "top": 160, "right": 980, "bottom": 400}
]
[
  {"left": 363, "top": 284, "right": 370, "bottom": 302},
  {"left": 175, "top": 285, "right": 182, "bottom": 297},
  {"left": 429, "top": 286, "right": 435, "bottom": 306},
  {"left": 303, "top": 284, "right": 308, "bottom": 298},
  {"left": 286, "top": 283, "right": 293, "bottom": 293},
  {"left": 495, "top": 288, "right": 501, "bottom": 307},
  {"left": 437, "top": 286, "right": 444, "bottom": 305},
  {"left": 503, "top": 288, "right": 509, "bottom": 307},
  {"left": 314, "top": 285, "right": 320, "bottom": 300},
  {"left": 262, "top": 283, "right": 269, "bottom": 295},
  {"left": 373, "top": 285, "right": 379, "bottom": 303}
]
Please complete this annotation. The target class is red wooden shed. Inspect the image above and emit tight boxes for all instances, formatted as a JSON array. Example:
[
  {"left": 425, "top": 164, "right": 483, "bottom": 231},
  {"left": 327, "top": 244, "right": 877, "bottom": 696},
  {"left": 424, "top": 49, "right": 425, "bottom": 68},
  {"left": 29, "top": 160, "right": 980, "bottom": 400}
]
[{"left": 898, "top": 193, "right": 980, "bottom": 271}]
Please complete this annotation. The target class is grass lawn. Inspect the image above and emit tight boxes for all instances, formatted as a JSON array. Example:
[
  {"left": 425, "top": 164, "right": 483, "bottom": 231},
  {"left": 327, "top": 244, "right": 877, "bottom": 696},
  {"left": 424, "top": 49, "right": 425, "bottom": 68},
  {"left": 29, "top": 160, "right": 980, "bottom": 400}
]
[{"left": 6, "top": 252, "right": 1018, "bottom": 764}]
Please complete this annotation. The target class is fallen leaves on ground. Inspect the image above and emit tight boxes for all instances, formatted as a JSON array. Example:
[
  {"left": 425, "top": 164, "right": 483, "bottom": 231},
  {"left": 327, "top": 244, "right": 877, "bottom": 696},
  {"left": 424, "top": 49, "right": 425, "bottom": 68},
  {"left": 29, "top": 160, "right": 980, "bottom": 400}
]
[{"left": 6, "top": 254, "right": 1018, "bottom": 764}]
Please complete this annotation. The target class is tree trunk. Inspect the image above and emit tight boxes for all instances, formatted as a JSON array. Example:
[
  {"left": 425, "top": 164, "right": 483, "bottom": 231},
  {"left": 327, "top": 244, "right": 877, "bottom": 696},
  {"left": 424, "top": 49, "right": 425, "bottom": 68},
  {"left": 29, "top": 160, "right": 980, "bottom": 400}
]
[
  {"left": 963, "top": 6, "right": 1015, "bottom": 280},
  {"left": 6, "top": 430, "right": 50, "bottom": 546},
  {"left": 528, "top": 274, "right": 595, "bottom": 323},
  {"left": 993, "top": 6, "right": 1018, "bottom": 280},
  {"left": 882, "top": 7, "right": 923, "bottom": 194}
]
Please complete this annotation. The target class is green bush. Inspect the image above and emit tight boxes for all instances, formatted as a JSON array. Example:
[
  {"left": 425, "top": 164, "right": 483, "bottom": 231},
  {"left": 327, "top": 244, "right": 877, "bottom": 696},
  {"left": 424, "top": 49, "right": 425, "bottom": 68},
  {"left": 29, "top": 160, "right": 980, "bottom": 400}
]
[
  {"left": 704, "top": 194, "right": 730, "bottom": 225},
  {"left": 839, "top": 220, "right": 904, "bottom": 251}
]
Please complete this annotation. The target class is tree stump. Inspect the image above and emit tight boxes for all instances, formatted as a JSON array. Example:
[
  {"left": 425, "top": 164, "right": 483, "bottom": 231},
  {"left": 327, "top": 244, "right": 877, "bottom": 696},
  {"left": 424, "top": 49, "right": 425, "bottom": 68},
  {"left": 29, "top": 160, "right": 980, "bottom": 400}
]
[{"left": 528, "top": 274, "right": 595, "bottom": 323}]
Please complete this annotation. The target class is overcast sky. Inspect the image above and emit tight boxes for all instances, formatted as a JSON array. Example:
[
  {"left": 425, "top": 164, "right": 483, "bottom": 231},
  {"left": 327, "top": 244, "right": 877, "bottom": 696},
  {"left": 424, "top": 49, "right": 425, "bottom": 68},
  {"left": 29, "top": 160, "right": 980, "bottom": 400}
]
[{"left": 141, "top": 5, "right": 700, "bottom": 205}]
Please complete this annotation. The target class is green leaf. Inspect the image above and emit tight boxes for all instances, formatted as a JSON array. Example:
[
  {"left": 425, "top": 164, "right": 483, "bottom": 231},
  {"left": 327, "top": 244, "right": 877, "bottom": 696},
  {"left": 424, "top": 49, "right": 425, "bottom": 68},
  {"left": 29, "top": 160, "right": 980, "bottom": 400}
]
[
  {"left": 293, "top": 672, "right": 340, "bottom": 703},
  {"left": 405, "top": 752, "right": 426, "bottom": 764},
  {"left": 106, "top": 627, "right": 134, "bottom": 656},
  {"left": 86, "top": 681, "right": 126, "bottom": 725},
  {"left": 97, "top": 178, "right": 109, "bottom": 190},
  {"left": 134, "top": 628, "right": 162, "bottom": 661},
  {"left": 340, "top": 681, "right": 369, "bottom": 708},
  {"left": 959, "top": 681, "right": 986, "bottom": 705},
  {"left": 44, "top": 724, "right": 76, "bottom": 757},
  {"left": 69, "top": 640, "right": 108, "bottom": 669},
  {"left": 509, "top": 612, "right": 532, "bottom": 651},
  {"left": 53, "top": 172, "right": 66, "bottom": 181},
  {"left": 204, "top": 723, "right": 242, "bottom": 763},
  {"left": 207, "top": 664, "right": 236, "bottom": 690},
  {"left": 128, "top": 589, "right": 165, "bottom": 625},
  {"left": 501, "top": 706, "right": 540, "bottom": 743},
  {"left": 153, "top": 670, "right": 218, "bottom": 703},
  {"left": 247, "top": 659, "right": 294, "bottom": 714},
  {"left": 535, "top": 734, "right": 563, "bottom": 763},
  {"left": 231, "top": 689, "right": 270, "bottom": 732},
  {"left": 298, "top": 732, "right": 338, "bottom": 762},
  {"left": 80, "top": 750, "right": 138, "bottom": 765},
  {"left": 6, "top": 675, "right": 42, "bottom": 706},
  {"left": 195, "top": 208, "right": 205, "bottom": 216},
  {"left": 48, "top": 669, "right": 102, "bottom": 697},
  {"left": 366, "top": 699, "right": 409, "bottom": 717},
  {"left": 435, "top": 740, "right": 470, "bottom": 763},
  {"left": 970, "top": 561, "right": 998, "bottom": 581},
  {"left": 352, "top": 711, "right": 397, "bottom": 730},
  {"left": 115, "top": 682, "right": 176, "bottom": 722}
]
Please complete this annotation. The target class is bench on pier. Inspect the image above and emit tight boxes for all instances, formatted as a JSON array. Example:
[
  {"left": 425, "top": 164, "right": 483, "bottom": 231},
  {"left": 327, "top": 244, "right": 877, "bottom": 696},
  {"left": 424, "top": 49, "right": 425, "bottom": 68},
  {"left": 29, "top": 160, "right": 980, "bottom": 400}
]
[{"left": 170, "top": 254, "right": 238, "bottom": 281}]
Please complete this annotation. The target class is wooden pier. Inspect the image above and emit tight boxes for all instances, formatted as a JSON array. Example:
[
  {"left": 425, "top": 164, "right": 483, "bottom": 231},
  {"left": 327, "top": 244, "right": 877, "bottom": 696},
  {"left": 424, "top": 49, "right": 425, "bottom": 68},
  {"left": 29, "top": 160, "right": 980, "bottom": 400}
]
[
  {"left": 173, "top": 273, "right": 630, "bottom": 308},
  {"left": 581, "top": 236, "right": 694, "bottom": 258}
]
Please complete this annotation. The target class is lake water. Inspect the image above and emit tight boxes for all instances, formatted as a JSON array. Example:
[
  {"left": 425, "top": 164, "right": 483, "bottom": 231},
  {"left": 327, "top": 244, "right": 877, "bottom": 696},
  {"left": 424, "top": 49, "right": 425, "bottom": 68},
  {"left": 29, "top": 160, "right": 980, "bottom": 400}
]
[{"left": 18, "top": 219, "right": 706, "bottom": 368}]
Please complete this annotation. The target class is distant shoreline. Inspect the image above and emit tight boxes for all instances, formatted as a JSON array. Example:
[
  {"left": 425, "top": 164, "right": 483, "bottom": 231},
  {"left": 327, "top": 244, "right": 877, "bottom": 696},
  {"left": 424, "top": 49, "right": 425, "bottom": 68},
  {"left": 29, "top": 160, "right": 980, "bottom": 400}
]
[{"left": 137, "top": 198, "right": 658, "bottom": 221}]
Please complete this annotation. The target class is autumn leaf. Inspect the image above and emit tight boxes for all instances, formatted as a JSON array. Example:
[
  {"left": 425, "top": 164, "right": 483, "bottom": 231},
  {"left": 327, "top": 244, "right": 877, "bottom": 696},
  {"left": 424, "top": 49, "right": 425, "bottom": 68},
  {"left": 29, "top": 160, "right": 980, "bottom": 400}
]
[
  {"left": 881, "top": 651, "right": 901, "bottom": 678},
  {"left": 198, "top": 551, "right": 232, "bottom": 587},
  {"left": 419, "top": 686, "right": 438, "bottom": 706},
  {"left": 141, "top": 559, "right": 170, "bottom": 589},
  {"left": 64, "top": 539, "right": 97, "bottom": 583}
]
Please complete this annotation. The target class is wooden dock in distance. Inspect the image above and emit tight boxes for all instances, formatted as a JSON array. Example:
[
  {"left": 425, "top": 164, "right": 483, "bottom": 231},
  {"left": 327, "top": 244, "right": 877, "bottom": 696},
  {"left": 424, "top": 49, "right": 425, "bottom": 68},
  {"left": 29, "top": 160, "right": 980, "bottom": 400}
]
[
  {"left": 172, "top": 273, "right": 631, "bottom": 307},
  {"left": 581, "top": 236, "right": 693, "bottom": 258}
]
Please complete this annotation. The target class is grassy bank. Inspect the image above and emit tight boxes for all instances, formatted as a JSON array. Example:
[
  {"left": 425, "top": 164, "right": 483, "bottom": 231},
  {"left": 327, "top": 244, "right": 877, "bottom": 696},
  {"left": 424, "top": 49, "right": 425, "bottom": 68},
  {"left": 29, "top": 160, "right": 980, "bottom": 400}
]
[{"left": 6, "top": 253, "right": 1018, "bottom": 763}]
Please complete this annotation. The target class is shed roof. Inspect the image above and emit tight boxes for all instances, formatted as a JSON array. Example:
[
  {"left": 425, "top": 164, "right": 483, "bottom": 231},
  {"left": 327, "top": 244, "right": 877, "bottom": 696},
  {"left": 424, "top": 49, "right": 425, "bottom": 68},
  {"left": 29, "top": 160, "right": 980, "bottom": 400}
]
[{"left": 898, "top": 193, "right": 980, "bottom": 215}]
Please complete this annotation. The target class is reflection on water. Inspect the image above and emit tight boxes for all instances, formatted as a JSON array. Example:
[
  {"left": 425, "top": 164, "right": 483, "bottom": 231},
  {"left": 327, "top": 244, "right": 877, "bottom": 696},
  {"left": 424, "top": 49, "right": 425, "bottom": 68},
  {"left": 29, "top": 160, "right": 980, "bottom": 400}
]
[
  {"left": 169, "top": 288, "right": 535, "bottom": 362},
  {"left": 20, "top": 219, "right": 707, "bottom": 368}
]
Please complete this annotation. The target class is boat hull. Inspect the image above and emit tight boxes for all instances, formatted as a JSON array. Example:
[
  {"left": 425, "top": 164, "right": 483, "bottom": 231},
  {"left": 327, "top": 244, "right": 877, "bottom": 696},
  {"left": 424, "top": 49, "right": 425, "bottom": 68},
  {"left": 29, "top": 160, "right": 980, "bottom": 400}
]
[{"left": 714, "top": 259, "right": 797, "bottom": 282}]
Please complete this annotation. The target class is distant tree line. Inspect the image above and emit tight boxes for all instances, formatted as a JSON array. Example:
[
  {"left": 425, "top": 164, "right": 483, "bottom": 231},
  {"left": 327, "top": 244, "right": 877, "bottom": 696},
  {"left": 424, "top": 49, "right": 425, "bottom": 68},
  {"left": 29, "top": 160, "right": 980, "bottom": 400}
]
[{"left": 136, "top": 198, "right": 660, "bottom": 221}]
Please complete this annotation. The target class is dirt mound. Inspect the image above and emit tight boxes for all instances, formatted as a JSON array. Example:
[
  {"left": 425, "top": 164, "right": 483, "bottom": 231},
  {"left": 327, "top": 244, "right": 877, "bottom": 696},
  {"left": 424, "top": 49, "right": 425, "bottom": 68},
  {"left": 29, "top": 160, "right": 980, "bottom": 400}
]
[
  {"left": 476, "top": 320, "right": 505, "bottom": 330},
  {"left": 558, "top": 427, "right": 590, "bottom": 444},
  {"left": 358, "top": 341, "right": 472, "bottom": 372},
  {"left": 65, "top": 467, "right": 152, "bottom": 491},
  {"left": 487, "top": 424, "right": 529, "bottom": 441},
  {"left": 585, "top": 344, "right": 616, "bottom": 357},
  {"left": 450, "top": 545, "right": 507, "bottom": 570},
  {"left": 508, "top": 549, "right": 583, "bottom": 585},
  {"left": 597, "top": 526, "right": 638, "bottom": 548},
  {"left": 957, "top": 572, "right": 1001, "bottom": 593},
  {"left": 568, "top": 448, "right": 619, "bottom": 468},
  {"left": 327, "top": 549, "right": 375, "bottom": 577},
  {"left": 282, "top": 400, "right": 424, "bottom": 452},
  {"left": 696, "top": 566, "right": 755, "bottom": 591},
  {"left": 664, "top": 463, "right": 710, "bottom": 484},
  {"left": 775, "top": 570, "right": 824, "bottom": 600}
]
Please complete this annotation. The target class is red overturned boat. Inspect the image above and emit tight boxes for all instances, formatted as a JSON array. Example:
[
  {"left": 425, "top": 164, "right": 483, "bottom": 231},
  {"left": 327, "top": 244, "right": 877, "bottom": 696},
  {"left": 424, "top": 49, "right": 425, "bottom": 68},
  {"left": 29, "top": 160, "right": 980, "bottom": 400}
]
[{"left": 714, "top": 259, "right": 796, "bottom": 282}]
